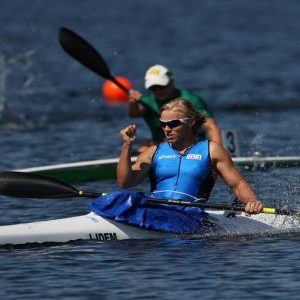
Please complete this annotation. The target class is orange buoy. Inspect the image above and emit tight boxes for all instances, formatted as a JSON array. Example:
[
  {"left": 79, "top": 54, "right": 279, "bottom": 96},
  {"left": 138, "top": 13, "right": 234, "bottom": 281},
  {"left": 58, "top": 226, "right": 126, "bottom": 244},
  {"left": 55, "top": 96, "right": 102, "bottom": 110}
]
[{"left": 102, "top": 76, "right": 132, "bottom": 103}]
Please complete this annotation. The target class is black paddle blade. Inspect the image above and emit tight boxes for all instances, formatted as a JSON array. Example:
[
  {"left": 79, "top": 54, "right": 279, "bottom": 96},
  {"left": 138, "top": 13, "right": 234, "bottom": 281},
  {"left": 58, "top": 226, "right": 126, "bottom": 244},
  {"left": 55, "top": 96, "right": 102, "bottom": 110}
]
[
  {"left": 58, "top": 27, "right": 128, "bottom": 93},
  {"left": 0, "top": 171, "right": 79, "bottom": 199},
  {"left": 59, "top": 27, "right": 111, "bottom": 79}
]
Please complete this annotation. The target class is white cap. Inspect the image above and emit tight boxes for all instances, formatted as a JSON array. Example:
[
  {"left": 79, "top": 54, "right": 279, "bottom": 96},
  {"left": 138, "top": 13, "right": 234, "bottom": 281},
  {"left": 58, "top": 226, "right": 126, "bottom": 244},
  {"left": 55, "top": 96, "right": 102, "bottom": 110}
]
[{"left": 144, "top": 65, "right": 173, "bottom": 89}]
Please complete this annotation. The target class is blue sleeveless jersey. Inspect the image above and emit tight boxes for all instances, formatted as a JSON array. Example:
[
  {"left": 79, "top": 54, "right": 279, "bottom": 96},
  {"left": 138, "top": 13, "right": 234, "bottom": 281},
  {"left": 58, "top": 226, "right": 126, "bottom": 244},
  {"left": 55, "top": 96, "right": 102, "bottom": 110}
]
[
  {"left": 150, "top": 140, "right": 215, "bottom": 201},
  {"left": 89, "top": 140, "right": 219, "bottom": 234}
]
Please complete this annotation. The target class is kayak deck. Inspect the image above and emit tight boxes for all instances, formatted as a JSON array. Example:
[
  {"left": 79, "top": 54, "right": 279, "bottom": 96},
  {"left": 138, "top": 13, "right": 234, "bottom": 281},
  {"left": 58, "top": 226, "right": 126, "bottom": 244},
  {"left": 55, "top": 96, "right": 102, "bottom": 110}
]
[
  {"left": 15, "top": 156, "right": 300, "bottom": 182},
  {"left": 0, "top": 210, "right": 299, "bottom": 246}
]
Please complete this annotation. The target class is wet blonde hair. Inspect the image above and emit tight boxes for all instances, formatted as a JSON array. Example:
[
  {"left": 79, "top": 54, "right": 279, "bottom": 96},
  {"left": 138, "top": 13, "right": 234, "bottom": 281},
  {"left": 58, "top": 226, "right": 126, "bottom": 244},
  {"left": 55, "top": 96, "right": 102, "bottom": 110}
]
[{"left": 160, "top": 98, "right": 207, "bottom": 132}]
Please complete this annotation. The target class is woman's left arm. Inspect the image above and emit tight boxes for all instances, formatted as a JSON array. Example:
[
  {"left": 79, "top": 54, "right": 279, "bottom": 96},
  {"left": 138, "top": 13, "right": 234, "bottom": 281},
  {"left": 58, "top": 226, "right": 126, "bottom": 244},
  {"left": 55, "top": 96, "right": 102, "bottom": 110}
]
[{"left": 210, "top": 142, "right": 263, "bottom": 214}]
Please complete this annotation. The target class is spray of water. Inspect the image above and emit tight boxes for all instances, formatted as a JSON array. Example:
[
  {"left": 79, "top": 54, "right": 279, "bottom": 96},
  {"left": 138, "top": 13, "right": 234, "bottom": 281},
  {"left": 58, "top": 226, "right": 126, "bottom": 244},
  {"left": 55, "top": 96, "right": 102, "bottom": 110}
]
[
  {"left": 0, "top": 54, "right": 6, "bottom": 117},
  {"left": 0, "top": 50, "right": 37, "bottom": 128}
]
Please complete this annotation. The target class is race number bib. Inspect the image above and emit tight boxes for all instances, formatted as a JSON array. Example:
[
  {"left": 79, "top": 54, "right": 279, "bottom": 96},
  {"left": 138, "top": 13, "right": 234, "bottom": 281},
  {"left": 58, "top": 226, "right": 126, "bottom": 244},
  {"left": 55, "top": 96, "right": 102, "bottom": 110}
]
[{"left": 222, "top": 129, "right": 240, "bottom": 157}]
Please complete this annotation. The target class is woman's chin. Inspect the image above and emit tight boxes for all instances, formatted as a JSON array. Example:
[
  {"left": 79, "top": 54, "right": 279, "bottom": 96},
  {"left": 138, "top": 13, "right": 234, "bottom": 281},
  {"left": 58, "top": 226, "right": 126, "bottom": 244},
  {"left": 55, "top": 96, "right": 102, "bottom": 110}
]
[{"left": 166, "top": 135, "right": 177, "bottom": 143}]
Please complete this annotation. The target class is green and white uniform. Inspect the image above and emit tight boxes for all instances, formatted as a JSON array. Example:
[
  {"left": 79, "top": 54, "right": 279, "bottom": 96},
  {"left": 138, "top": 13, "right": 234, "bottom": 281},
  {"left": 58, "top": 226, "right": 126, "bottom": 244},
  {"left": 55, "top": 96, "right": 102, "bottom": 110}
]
[{"left": 140, "top": 89, "right": 214, "bottom": 142}]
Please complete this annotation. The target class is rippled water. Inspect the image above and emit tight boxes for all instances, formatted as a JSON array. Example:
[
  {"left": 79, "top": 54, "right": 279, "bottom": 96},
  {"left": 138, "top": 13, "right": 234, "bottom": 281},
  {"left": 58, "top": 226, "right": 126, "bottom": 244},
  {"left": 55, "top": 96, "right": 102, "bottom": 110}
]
[{"left": 1, "top": 0, "right": 300, "bottom": 299}]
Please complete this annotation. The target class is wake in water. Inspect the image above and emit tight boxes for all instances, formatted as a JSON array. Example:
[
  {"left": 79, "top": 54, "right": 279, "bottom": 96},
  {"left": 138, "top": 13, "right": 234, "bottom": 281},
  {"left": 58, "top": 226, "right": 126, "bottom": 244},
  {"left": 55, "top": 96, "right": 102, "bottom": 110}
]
[{"left": 0, "top": 52, "right": 35, "bottom": 129}]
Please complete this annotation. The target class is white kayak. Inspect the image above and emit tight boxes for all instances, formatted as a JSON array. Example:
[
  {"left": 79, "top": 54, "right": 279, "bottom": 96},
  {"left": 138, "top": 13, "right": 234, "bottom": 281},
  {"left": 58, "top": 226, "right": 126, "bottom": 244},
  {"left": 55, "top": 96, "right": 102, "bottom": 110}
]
[{"left": 0, "top": 209, "right": 299, "bottom": 246}]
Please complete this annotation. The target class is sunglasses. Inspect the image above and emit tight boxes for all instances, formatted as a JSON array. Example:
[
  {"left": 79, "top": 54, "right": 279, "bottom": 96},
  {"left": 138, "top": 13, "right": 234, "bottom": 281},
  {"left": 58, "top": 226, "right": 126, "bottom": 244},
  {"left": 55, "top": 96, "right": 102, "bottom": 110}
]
[
  {"left": 149, "top": 85, "right": 169, "bottom": 92},
  {"left": 160, "top": 118, "right": 191, "bottom": 129}
]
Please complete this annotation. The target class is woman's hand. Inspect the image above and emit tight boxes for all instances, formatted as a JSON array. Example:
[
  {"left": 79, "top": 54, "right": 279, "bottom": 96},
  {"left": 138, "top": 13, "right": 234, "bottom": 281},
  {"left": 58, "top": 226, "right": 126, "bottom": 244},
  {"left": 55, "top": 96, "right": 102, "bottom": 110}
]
[
  {"left": 129, "top": 89, "right": 142, "bottom": 103},
  {"left": 120, "top": 125, "right": 137, "bottom": 145},
  {"left": 244, "top": 201, "right": 263, "bottom": 214}
]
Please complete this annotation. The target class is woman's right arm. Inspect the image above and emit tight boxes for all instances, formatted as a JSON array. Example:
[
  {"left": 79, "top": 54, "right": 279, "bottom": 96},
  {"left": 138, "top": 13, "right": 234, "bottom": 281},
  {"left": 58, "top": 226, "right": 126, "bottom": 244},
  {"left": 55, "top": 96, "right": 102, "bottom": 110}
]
[{"left": 117, "top": 125, "right": 155, "bottom": 188}]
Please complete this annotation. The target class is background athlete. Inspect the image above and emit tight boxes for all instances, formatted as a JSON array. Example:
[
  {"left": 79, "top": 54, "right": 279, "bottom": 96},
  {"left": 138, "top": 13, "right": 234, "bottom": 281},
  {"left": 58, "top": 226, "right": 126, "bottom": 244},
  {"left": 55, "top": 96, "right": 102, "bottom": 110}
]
[{"left": 128, "top": 64, "right": 223, "bottom": 152}]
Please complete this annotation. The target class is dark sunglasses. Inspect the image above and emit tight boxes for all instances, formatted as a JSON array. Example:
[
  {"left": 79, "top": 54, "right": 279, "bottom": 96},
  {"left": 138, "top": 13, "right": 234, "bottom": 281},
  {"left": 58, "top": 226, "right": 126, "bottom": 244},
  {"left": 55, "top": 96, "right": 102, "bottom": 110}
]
[
  {"left": 160, "top": 118, "right": 191, "bottom": 129},
  {"left": 149, "top": 85, "right": 169, "bottom": 92}
]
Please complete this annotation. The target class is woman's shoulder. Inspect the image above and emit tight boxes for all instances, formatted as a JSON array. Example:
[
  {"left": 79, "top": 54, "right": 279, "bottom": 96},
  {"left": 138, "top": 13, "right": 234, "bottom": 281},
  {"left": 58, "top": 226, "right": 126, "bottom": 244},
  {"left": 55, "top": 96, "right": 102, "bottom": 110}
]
[
  {"left": 209, "top": 141, "right": 232, "bottom": 161},
  {"left": 137, "top": 145, "right": 158, "bottom": 161}
]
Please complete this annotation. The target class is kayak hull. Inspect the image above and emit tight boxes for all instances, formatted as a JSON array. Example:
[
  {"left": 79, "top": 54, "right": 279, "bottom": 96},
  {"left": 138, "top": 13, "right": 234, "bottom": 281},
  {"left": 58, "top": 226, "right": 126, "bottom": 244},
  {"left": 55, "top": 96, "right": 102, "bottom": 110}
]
[
  {"left": 0, "top": 212, "right": 173, "bottom": 245},
  {"left": 0, "top": 210, "right": 299, "bottom": 246}
]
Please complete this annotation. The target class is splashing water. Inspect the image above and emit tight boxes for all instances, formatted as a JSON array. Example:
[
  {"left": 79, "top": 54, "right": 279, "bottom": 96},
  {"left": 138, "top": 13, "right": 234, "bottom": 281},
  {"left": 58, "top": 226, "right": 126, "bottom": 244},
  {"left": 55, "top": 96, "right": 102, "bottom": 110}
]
[
  {"left": 0, "top": 54, "right": 6, "bottom": 117},
  {"left": 0, "top": 52, "right": 36, "bottom": 128}
]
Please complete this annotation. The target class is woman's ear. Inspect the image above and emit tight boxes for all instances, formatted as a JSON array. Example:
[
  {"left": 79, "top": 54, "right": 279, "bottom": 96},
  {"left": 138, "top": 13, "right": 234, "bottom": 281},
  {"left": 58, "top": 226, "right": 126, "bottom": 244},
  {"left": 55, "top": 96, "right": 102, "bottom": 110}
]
[{"left": 187, "top": 120, "right": 196, "bottom": 130}]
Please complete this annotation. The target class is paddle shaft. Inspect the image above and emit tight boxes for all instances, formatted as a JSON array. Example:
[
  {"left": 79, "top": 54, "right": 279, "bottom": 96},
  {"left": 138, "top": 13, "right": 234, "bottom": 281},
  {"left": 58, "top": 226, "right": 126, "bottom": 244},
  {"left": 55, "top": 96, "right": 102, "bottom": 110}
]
[
  {"left": 59, "top": 27, "right": 128, "bottom": 93},
  {"left": 147, "top": 198, "right": 300, "bottom": 217},
  {"left": 78, "top": 191, "right": 102, "bottom": 198}
]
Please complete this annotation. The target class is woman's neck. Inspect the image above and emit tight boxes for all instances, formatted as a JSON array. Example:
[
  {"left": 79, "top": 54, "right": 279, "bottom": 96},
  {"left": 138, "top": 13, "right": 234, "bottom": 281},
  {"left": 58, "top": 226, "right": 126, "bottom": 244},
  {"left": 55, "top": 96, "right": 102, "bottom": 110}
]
[{"left": 170, "top": 137, "right": 197, "bottom": 154}]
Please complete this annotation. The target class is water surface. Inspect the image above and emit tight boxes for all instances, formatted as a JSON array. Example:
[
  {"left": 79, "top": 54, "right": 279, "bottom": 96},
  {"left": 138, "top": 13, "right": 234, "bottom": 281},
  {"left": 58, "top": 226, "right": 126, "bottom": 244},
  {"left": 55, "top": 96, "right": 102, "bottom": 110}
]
[{"left": 0, "top": 1, "right": 300, "bottom": 299}]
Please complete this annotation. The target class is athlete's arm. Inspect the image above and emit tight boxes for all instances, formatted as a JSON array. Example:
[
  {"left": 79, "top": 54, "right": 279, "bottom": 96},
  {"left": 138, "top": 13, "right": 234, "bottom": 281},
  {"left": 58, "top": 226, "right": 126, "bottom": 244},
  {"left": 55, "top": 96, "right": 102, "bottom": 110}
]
[
  {"left": 117, "top": 125, "right": 155, "bottom": 187},
  {"left": 203, "top": 118, "right": 223, "bottom": 146},
  {"left": 128, "top": 89, "right": 146, "bottom": 118},
  {"left": 210, "top": 141, "right": 263, "bottom": 214}
]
